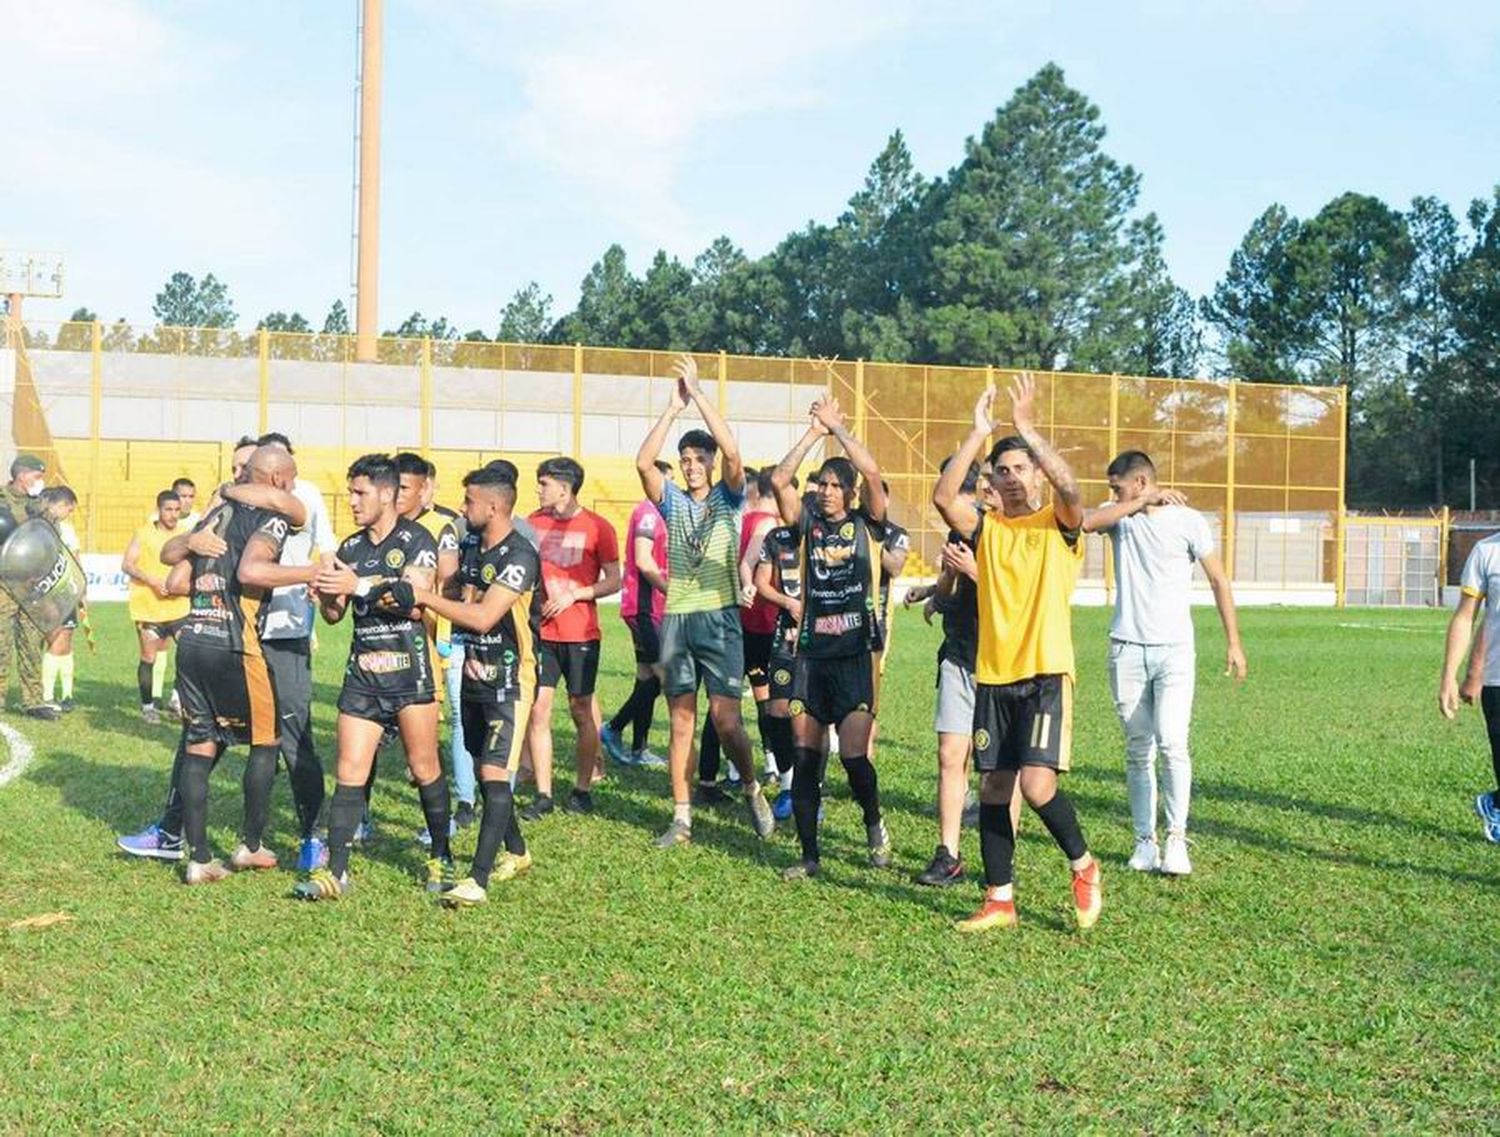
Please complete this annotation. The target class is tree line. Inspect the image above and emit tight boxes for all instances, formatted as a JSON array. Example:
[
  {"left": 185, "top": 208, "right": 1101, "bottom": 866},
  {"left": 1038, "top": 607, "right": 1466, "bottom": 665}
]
[{"left": 34, "top": 64, "right": 1500, "bottom": 508}]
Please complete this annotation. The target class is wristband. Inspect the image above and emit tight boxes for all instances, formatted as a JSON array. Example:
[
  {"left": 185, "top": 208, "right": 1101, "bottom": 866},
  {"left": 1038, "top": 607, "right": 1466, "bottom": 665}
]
[{"left": 354, "top": 577, "right": 372, "bottom": 599}]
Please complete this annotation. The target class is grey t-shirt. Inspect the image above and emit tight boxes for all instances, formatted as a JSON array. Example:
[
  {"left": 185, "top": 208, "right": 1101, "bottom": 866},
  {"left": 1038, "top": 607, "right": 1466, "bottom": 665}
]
[{"left": 1106, "top": 505, "right": 1216, "bottom": 646}]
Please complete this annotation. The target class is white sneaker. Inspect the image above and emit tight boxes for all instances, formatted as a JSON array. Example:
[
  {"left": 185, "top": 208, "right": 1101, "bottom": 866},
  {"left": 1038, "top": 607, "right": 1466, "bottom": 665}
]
[
  {"left": 1161, "top": 834, "right": 1193, "bottom": 876},
  {"left": 1127, "top": 837, "right": 1161, "bottom": 872},
  {"left": 635, "top": 748, "right": 667, "bottom": 769}
]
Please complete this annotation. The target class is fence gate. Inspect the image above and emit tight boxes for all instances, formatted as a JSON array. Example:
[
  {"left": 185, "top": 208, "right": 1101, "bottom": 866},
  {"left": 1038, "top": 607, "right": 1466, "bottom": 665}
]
[{"left": 1342, "top": 516, "right": 1444, "bottom": 607}]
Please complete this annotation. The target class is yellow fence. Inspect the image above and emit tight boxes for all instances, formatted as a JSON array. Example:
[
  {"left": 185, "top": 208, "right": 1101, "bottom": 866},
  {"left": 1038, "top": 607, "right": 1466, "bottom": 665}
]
[{"left": 12, "top": 319, "right": 1347, "bottom": 599}]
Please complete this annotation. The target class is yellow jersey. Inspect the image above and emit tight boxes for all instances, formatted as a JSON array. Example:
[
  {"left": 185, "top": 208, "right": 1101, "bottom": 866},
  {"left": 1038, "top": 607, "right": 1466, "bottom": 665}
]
[
  {"left": 973, "top": 504, "right": 1083, "bottom": 686},
  {"left": 127, "top": 522, "right": 191, "bottom": 624}
]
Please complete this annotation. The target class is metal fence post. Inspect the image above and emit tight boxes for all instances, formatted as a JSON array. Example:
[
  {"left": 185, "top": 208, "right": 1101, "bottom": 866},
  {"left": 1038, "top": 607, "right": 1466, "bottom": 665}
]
[
  {"left": 571, "top": 343, "right": 583, "bottom": 457},
  {"left": 420, "top": 336, "right": 433, "bottom": 452},
  {"left": 87, "top": 320, "right": 102, "bottom": 551},
  {"left": 1335, "top": 386, "right": 1349, "bottom": 607},
  {"left": 1224, "top": 381, "right": 1238, "bottom": 581},
  {"left": 718, "top": 350, "right": 728, "bottom": 417},
  {"left": 855, "top": 359, "right": 867, "bottom": 440},
  {"left": 257, "top": 328, "right": 270, "bottom": 433}
]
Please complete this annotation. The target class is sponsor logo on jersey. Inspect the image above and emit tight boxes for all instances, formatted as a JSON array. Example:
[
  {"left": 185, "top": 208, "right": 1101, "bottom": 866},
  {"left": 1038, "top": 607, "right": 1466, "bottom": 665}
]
[
  {"left": 385, "top": 549, "right": 406, "bottom": 569},
  {"left": 357, "top": 650, "right": 412, "bottom": 674},
  {"left": 498, "top": 563, "right": 529, "bottom": 589},
  {"left": 813, "top": 612, "right": 862, "bottom": 636}
]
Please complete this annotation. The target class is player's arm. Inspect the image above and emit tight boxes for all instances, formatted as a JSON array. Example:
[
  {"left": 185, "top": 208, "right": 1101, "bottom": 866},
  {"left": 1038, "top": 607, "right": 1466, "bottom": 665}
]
[
  {"left": 932, "top": 389, "right": 993, "bottom": 539},
  {"left": 162, "top": 521, "right": 228, "bottom": 565},
  {"left": 881, "top": 534, "right": 909, "bottom": 579},
  {"left": 237, "top": 535, "right": 319, "bottom": 590},
  {"left": 121, "top": 534, "right": 156, "bottom": 586},
  {"left": 771, "top": 418, "right": 827, "bottom": 528},
  {"left": 222, "top": 481, "right": 309, "bottom": 529},
  {"left": 415, "top": 577, "right": 524, "bottom": 634},
  {"left": 1082, "top": 488, "right": 1189, "bottom": 534},
  {"left": 314, "top": 555, "right": 358, "bottom": 623},
  {"left": 1008, "top": 372, "right": 1083, "bottom": 532},
  {"left": 634, "top": 534, "right": 668, "bottom": 593},
  {"left": 1197, "top": 552, "right": 1247, "bottom": 680},
  {"left": 636, "top": 381, "right": 689, "bottom": 505},
  {"left": 753, "top": 557, "right": 802, "bottom": 622},
  {"left": 675, "top": 354, "right": 744, "bottom": 495},
  {"left": 1461, "top": 618, "right": 1486, "bottom": 705},
  {"left": 815, "top": 396, "right": 886, "bottom": 524},
  {"left": 164, "top": 559, "right": 193, "bottom": 598},
  {"left": 738, "top": 513, "right": 776, "bottom": 604},
  {"left": 1441, "top": 593, "right": 1483, "bottom": 719}
]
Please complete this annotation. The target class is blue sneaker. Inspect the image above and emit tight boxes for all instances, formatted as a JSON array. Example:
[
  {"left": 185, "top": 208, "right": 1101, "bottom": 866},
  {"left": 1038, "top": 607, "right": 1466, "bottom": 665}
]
[
  {"left": 116, "top": 823, "right": 184, "bottom": 861},
  {"left": 354, "top": 819, "right": 375, "bottom": 844},
  {"left": 601, "top": 725, "right": 633, "bottom": 766},
  {"left": 773, "top": 789, "right": 793, "bottom": 821},
  {"left": 1475, "top": 792, "right": 1500, "bottom": 843},
  {"left": 415, "top": 819, "right": 458, "bottom": 848},
  {"left": 297, "top": 835, "right": 329, "bottom": 872}
]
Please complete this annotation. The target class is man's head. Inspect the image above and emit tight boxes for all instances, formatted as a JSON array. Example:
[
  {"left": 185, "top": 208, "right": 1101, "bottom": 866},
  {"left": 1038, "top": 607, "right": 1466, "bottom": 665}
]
[
  {"left": 231, "top": 436, "right": 259, "bottom": 482},
  {"left": 9, "top": 454, "right": 45, "bottom": 497},
  {"left": 987, "top": 436, "right": 1043, "bottom": 515},
  {"left": 171, "top": 478, "right": 196, "bottom": 515},
  {"left": 245, "top": 445, "right": 298, "bottom": 491},
  {"left": 394, "top": 451, "right": 430, "bottom": 518},
  {"left": 677, "top": 430, "right": 718, "bottom": 493},
  {"left": 347, "top": 453, "right": 399, "bottom": 528},
  {"left": 256, "top": 431, "right": 294, "bottom": 454},
  {"left": 420, "top": 460, "right": 438, "bottom": 511},
  {"left": 536, "top": 456, "right": 584, "bottom": 512},
  {"left": 39, "top": 485, "right": 77, "bottom": 522},
  {"left": 462, "top": 463, "right": 518, "bottom": 531},
  {"left": 1106, "top": 450, "right": 1157, "bottom": 505},
  {"left": 156, "top": 490, "right": 182, "bottom": 529},
  {"left": 753, "top": 467, "right": 778, "bottom": 504},
  {"left": 813, "top": 457, "right": 857, "bottom": 519}
]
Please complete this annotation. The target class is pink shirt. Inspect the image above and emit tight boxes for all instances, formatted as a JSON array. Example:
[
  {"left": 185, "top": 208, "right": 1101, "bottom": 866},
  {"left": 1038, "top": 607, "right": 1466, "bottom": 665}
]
[{"left": 621, "top": 499, "right": 667, "bottom": 625}]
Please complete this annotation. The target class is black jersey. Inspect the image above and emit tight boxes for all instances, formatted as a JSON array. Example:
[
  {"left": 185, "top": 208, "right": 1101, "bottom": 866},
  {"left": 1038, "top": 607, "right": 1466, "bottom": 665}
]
[
  {"left": 760, "top": 525, "right": 802, "bottom": 657},
  {"left": 797, "top": 509, "right": 885, "bottom": 659},
  {"left": 458, "top": 528, "right": 542, "bottom": 703},
  {"left": 178, "top": 501, "right": 291, "bottom": 655},
  {"left": 937, "top": 527, "right": 979, "bottom": 672},
  {"left": 415, "top": 507, "right": 461, "bottom": 562},
  {"left": 336, "top": 517, "right": 440, "bottom": 698}
]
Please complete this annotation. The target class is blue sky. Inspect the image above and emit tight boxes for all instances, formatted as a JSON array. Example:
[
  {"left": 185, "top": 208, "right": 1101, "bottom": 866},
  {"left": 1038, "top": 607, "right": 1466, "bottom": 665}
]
[{"left": 6, "top": 0, "right": 1498, "bottom": 337}]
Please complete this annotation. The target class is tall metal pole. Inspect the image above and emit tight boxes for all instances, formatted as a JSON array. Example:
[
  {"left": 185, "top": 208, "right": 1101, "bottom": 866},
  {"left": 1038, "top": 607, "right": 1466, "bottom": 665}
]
[{"left": 354, "top": 0, "right": 383, "bottom": 363}]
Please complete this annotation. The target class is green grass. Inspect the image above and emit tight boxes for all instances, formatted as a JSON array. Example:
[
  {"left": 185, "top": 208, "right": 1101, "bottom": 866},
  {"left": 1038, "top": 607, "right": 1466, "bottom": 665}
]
[{"left": 1, "top": 604, "right": 1497, "bottom": 1133}]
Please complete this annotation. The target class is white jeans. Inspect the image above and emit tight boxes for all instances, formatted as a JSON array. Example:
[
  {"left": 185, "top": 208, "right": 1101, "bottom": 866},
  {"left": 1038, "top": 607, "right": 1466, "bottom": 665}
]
[{"left": 1108, "top": 640, "right": 1195, "bottom": 839}]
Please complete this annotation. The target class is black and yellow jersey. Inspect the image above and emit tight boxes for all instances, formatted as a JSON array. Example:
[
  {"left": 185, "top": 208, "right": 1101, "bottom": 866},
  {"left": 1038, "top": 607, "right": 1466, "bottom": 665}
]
[
  {"left": 458, "top": 528, "right": 542, "bottom": 703},
  {"left": 796, "top": 509, "right": 886, "bottom": 660},
  {"left": 178, "top": 501, "right": 290, "bottom": 657}
]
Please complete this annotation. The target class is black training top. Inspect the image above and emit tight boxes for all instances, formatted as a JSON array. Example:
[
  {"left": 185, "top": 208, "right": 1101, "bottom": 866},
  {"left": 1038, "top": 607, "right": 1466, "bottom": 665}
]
[
  {"left": 179, "top": 500, "right": 290, "bottom": 655},
  {"left": 336, "top": 517, "right": 439, "bottom": 698},
  {"left": 797, "top": 509, "right": 886, "bottom": 659},
  {"left": 458, "top": 528, "right": 543, "bottom": 704}
]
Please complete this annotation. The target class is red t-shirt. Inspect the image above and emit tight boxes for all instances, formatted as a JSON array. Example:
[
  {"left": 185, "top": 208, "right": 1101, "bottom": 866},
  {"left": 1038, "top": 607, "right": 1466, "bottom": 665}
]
[
  {"left": 621, "top": 499, "right": 667, "bottom": 626},
  {"left": 528, "top": 507, "right": 620, "bottom": 642},
  {"left": 740, "top": 509, "right": 781, "bottom": 634}
]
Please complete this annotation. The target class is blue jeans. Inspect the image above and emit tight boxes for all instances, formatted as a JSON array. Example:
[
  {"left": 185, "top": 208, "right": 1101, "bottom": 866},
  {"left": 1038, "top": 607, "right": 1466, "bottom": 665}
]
[{"left": 446, "top": 641, "right": 476, "bottom": 806}]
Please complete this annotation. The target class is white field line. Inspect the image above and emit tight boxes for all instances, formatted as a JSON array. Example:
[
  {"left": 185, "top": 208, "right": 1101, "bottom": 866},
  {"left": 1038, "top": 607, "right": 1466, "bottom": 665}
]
[
  {"left": 0, "top": 721, "right": 35, "bottom": 788},
  {"left": 1335, "top": 623, "right": 1434, "bottom": 633}
]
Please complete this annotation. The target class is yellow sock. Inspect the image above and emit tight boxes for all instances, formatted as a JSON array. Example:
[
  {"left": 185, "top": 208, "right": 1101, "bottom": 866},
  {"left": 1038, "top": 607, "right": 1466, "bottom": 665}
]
[
  {"left": 59, "top": 653, "right": 75, "bottom": 699},
  {"left": 151, "top": 653, "right": 168, "bottom": 701},
  {"left": 42, "top": 654, "right": 60, "bottom": 702}
]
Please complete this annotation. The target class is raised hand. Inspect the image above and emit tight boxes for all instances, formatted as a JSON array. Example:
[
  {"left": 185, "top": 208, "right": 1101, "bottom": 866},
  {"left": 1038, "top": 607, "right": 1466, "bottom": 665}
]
[
  {"left": 972, "top": 385, "right": 998, "bottom": 434},
  {"left": 808, "top": 401, "right": 832, "bottom": 437},
  {"left": 812, "top": 395, "right": 845, "bottom": 435},
  {"left": 1153, "top": 488, "right": 1190, "bottom": 507},
  {"left": 1009, "top": 371, "right": 1038, "bottom": 435},
  {"left": 671, "top": 353, "right": 702, "bottom": 405}
]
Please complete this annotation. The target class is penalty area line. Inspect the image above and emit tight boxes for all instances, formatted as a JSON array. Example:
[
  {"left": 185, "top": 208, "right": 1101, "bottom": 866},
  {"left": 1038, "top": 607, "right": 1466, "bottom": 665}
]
[{"left": 0, "top": 721, "right": 35, "bottom": 788}]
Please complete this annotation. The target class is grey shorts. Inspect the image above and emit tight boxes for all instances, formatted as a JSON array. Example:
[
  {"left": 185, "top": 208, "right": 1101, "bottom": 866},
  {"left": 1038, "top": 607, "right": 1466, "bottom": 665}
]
[
  {"left": 661, "top": 609, "right": 744, "bottom": 700},
  {"left": 934, "top": 657, "right": 976, "bottom": 736}
]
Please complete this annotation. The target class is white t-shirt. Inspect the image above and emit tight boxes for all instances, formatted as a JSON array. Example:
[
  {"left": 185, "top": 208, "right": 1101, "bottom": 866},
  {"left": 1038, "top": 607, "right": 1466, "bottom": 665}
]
[
  {"left": 1459, "top": 535, "right": 1500, "bottom": 686},
  {"left": 261, "top": 478, "right": 336, "bottom": 641},
  {"left": 1106, "top": 505, "right": 1217, "bottom": 646}
]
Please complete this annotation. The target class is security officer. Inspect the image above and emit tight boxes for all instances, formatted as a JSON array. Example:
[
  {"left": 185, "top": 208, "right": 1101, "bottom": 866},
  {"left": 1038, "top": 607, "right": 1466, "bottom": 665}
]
[{"left": 0, "top": 454, "right": 60, "bottom": 719}]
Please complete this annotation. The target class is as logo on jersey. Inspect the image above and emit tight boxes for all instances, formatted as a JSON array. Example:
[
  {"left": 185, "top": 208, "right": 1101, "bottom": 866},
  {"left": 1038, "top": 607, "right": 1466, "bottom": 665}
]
[
  {"left": 385, "top": 549, "right": 406, "bottom": 570},
  {"left": 498, "top": 563, "right": 528, "bottom": 589}
]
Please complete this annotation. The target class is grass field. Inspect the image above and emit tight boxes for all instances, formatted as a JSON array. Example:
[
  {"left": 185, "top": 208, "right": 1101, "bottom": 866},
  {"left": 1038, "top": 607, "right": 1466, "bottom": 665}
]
[{"left": 2, "top": 602, "right": 1497, "bottom": 1132}]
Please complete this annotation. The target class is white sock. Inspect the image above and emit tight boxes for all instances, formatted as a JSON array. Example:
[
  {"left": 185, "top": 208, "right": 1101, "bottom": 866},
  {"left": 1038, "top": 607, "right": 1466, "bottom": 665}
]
[
  {"left": 985, "top": 883, "right": 1014, "bottom": 903},
  {"left": 673, "top": 801, "right": 692, "bottom": 828},
  {"left": 779, "top": 767, "right": 794, "bottom": 792}
]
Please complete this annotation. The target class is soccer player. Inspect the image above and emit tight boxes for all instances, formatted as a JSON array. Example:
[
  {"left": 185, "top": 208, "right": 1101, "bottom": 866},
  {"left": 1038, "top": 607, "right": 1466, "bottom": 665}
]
[
  {"left": 767, "top": 397, "right": 893, "bottom": 880},
  {"left": 753, "top": 483, "right": 804, "bottom": 821},
  {"left": 170, "top": 478, "right": 200, "bottom": 527},
  {"left": 295, "top": 454, "right": 452, "bottom": 900},
  {"left": 159, "top": 445, "right": 316, "bottom": 884},
  {"left": 122, "top": 490, "right": 190, "bottom": 724},
  {"left": 413, "top": 463, "right": 541, "bottom": 906},
  {"left": 932, "top": 376, "right": 1102, "bottom": 931},
  {"left": 522, "top": 457, "right": 620, "bottom": 819},
  {"left": 38, "top": 486, "right": 82, "bottom": 713},
  {"left": 635, "top": 354, "right": 775, "bottom": 847},
  {"left": 1439, "top": 530, "right": 1500, "bottom": 843},
  {"left": 601, "top": 462, "right": 673, "bottom": 769},
  {"left": 1083, "top": 450, "right": 1246, "bottom": 875}
]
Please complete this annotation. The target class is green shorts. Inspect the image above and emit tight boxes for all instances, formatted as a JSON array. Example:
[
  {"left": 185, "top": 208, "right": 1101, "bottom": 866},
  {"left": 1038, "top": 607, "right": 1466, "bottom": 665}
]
[{"left": 661, "top": 609, "right": 744, "bottom": 699}]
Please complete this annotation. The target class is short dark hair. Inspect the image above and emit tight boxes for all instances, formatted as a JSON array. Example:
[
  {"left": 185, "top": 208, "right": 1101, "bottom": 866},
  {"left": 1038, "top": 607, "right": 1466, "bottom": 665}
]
[
  {"left": 988, "top": 435, "right": 1034, "bottom": 467},
  {"left": 537, "top": 456, "right": 585, "bottom": 494},
  {"left": 348, "top": 453, "right": 400, "bottom": 491},
  {"left": 171, "top": 477, "right": 196, "bottom": 493},
  {"left": 394, "top": 451, "right": 430, "bottom": 478},
  {"left": 256, "top": 431, "right": 294, "bottom": 455},
  {"left": 940, "top": 455, "right": 981, "bottom": 495},
  {"left": 815, "top": 457, "right": 857, "bottom": 491},
  {"left": 463, "top": 463, "right": 518, "bottom": 505},
  {"left": 753, "top": 468, "right": 776, "bottom": 498},
  {"left": 40, "top": 485, "right": 77, "bottom": 508},
  {"left": 678, "top": 429, "right": 717, "bottom": 459},
  {"left": 481, "top": 458, "right": 520, "bottom": 484},
  {"left": 156, "top": 490, "right": 181, "bottom": 509},
  {"left": 1107, "top": 450, "right": 1157, "bottom": 481},
  {"left": 234, "top": 435, "right": 259, "bottom": 452}
]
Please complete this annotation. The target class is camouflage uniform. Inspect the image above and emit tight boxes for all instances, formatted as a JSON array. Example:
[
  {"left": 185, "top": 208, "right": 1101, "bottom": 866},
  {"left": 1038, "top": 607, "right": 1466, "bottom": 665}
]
[{"left": 0, "top": 485, "right": 45, "bottom": 710}]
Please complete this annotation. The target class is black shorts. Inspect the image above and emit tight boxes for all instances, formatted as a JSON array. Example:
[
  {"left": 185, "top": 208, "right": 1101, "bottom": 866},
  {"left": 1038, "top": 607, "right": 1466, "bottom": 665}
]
[
  {"left": 177, "top": 641, "right": 279, "bottom": 748},
  {"left": 137, "top": 618, "right": 184, "bottom": 642},
  {"left": 540, "top": 639, "right": 600, "bottom": 695},
  {"left": 790, "top": 652, "right": 876, "bottom": 726},
  {"left": 625, "top": 616, "right": 661, "bottom": 666},
  {"left": 337, "top": 686, "right": 436, "bottom": 727},
  {"left": 972, "top": 674, "right": 1073, "bottom": 773},
  {"left": 461, "top": 697, "right": 530, "bottom": 776},
  {"left": 743, "top": 630, "right": 775, "bottom": 689},
  {"left": 768, "top": 650, "right": 796, "bottom": 703}
]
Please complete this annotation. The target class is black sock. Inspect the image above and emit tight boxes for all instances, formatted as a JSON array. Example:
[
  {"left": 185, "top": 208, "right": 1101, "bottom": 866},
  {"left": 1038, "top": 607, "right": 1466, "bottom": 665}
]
[
  {"left": 137, "top": 661, "right": 153, "bottom": 707},
  {"left": 698, "top": 718, "right": 721, "bottom": 783},
  {"left": 287, "top": 748, "right": 325, "bottom": 840},
  {"left": 418, "top": 776, "right": 452, "bottom": 861},
  {"left": 1482, "top": 688, "right": 1500, "bottom": 792},
  {"left": 840, "top": 755, "right": 882, "bottom": 827},
  {"left": 179, "top": 753, "right": 215, "bottom": 865},
  {"left": 472, "top": 779, "right": 516, "bottom": 888},
  {"left": 364, "top": 755, "right": 378, "bottom": 807},
  {"left": 327, "top": 783, "right": 364, "bottom": 877},
  {"left": 609, "top": 678, "right": 647, "bottom": 735},
  {"left": 632, "top": 676, "right": 661, "bottom": 751},
  {"left": 979, "top": 802, "right": 1016, "bottom": 887},
  {"left": 791, "top": 746, "right": 826, "bottom": 862},
  {"left": 770, "top": 716, "right": 796, "bottom": 775},
  {"left": 755, "top": 703, "right": 776, "bottom": 766},
  {"left": 1033, "top": 790, "right": 1088, "bottom": 862},
  {"left": 240, "top": 745, "right": 278, "bottom": 851},
  {"left": 502, "top": 804, "right": 527, "bottom": 855},
  {"left": 159, "top": 734, "right": 187, "bottom": 837}
]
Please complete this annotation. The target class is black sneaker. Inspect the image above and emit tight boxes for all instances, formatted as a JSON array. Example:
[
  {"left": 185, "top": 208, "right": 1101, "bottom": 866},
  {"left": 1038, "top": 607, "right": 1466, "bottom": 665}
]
[
  {"left": 692, "top": 782, "right": 731, "bottom": 806},
  {"left": 564, "top": 789, "right": 593, "bottom": 815},
  {"left": 914, "top": 845, "right": 964, "bottom": 887},
  {"left": 454, "top": 801, "right": 476, "bottom": 829},
  {"left": 58, "top": 698, "right": 76, "bottom": 713},
  {"left": 25, "top": 704, "right": 61, "bottom": 721},
  {"left": 520, "top": 794, "right": 554, "bottom": 822}
]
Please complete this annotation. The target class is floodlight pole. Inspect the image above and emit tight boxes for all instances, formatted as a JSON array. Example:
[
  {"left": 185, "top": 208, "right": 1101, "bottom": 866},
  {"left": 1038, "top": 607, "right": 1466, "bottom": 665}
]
[{"left": 354, "top": 0, "right": 383, "bottom": 363}]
